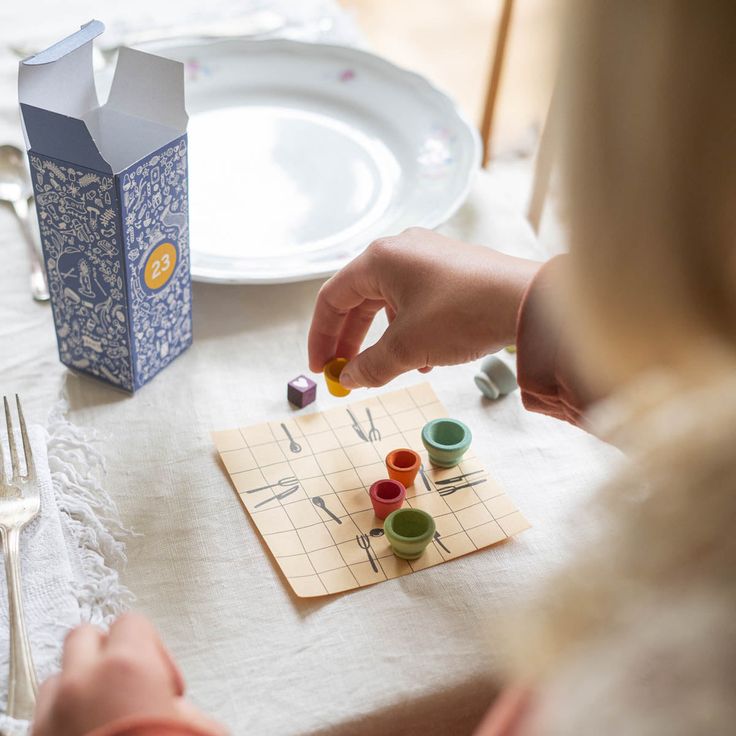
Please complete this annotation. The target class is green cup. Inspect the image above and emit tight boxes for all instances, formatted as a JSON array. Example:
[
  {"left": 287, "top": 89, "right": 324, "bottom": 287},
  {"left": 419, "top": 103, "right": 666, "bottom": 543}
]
[
  {"left": 384, "top": 508, "right": 436, "bottom": 560},
  {"left": 421, "top": 418, "right": 472, "bottom": 468}
]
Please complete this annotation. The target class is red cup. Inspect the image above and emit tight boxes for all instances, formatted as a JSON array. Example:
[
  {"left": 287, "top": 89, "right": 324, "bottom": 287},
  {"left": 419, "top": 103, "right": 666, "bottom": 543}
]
[{"left": 369, "top": 479, "right": 406, "bottom": 520}]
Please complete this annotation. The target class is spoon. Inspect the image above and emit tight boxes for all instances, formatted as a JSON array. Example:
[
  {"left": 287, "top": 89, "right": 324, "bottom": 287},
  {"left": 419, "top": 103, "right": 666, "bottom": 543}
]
[
  {"left": 0, "top": 145, "right": 49, "bottom": 301},
  {"left": 311, "top": 496, "right": 342, "bottom": 524}
]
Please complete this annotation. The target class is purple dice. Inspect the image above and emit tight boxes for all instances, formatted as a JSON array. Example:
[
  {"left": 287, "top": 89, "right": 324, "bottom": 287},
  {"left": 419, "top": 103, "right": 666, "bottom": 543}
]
[{"left": 287, "top": 375, "right": 317, "bottom": 408}]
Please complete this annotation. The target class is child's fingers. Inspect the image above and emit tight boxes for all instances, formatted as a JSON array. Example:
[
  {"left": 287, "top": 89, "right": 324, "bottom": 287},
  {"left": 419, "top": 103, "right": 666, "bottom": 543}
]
[
  {"left": 334, "top": 299, "right": 385, "bottom": 360},
  {"left": 308, "top": 260, "right": 382, "bottom": 371},
  {"left": 62, "top": 624, "right": 105, "bottom": 671},
  {"left": 340, "top": 320, "right": 417, "bottom": 389}
]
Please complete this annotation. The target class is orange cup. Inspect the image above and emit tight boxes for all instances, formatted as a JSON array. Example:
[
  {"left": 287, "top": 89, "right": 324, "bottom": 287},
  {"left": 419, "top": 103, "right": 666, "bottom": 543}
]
[{"left": 385, "top": 448, "right": 421, "bottom": 487}]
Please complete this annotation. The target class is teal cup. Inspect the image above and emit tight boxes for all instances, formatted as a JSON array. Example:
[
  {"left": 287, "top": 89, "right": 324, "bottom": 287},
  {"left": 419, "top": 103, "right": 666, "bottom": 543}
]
[
  {"left": 384, "top": 508, "right": 436, "bottom": 560},
  {"left": 421, "top": 418, "right": 472, "bottom": 468}
]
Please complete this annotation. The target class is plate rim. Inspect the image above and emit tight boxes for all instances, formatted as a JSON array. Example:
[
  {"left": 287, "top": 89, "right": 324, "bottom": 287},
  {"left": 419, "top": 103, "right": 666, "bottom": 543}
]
[{"left": 140, "top": 37, "right": 482, "bottom": 285}]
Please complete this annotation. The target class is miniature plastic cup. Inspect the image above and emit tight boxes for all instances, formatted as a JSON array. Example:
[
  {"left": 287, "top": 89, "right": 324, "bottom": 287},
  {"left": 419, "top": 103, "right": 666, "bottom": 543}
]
[
  {"left": 474, "top": 355, "right": 518, "bottom": 400},
  {"left": 384, "top": 508, "right": 436, "bottom": 560},
  {"left": 369, "top": 479, "right": 406, "bottom": 520},
  {"left": 421, "top": 418, "right": 472, "bottom": 468},
  {"left": 323, "top": 357, "right": 350, "bottom": 397},
  {"left": 385, "top": 448, "right": 421, "bottom": 487}
]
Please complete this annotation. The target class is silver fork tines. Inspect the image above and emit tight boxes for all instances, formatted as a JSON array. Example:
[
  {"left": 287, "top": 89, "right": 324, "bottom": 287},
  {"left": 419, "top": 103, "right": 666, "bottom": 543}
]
[{"left": 1, "top": 394, "right": 40, "bottom": 718}]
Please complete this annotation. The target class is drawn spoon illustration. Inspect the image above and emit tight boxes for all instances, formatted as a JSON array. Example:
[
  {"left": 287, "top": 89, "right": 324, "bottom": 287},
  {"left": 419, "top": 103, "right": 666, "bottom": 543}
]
[
  {"left": 280, "top": 423, "right": 302, "bottom": 453},
  {"left": 369, "top": 528, "right": 384, "bottom": 537},
  {"left": 346, "top": 409, "right": 368, "bottom": 442},
  {"left": 433, "top": 530, "right": 451, "bottom": 553},
  {"left": 311, "top": 496, "right": 342, "bottom": 524},
  {"left": 366, "top": 408, "right": 381, "bottom": 442}
]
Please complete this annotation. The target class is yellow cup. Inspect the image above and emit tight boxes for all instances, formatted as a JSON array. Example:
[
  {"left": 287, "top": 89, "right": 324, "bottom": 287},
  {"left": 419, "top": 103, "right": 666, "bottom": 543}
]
[{"left": 324, "top": 357, "right": 351, "bottom": 397}]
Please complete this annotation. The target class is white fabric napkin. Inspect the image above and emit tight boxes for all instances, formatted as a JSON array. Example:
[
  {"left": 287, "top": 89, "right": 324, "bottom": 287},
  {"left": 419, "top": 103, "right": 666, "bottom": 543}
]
[{"left": 0, "top": 406, "right": 131, "bottom": 735}]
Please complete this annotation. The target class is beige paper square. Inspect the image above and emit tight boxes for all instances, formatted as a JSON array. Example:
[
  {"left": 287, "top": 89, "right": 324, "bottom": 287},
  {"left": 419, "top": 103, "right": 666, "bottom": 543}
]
[
  {"left": 350, "top": 561, "right": 385, "bottom": 585},
  {"left": 338, "top": 538, "right": 369, "bottom": 566},
  {"left": 326, "top": 468, "right": 362, "bottom": 493},
  {"left": 252, "top": 507, "right": 293, "bottom": 535},
  {"left": 434, "top": 513, "right": 463, "bottom": 538},
  {"left": 232, "top": 468, "right": 267, "bottom": 494},
  {"left": 408, "top": 382, "right": 438, "bottom": 407},
  {"left": 337, "top": 488, "right": 372, "bottom": 514},
  {"left": 327, "top": 516, "right": 361, "bottom": 545},
  {"left": 297, "top": 523, "right": 335, "bottom": 552},
  {"left": 379, "top": 390, "right": 416, "bottom": 414},
  {"left": 299, "top": 476, "right": 334, "bottom": 497},
  {"left": 315, "top": 448, "right": 352, "bottom": 474},
  {"left": 455, "top": 502, "right": 494, "bottom": 531},
  {"left": 265, "top": 529, "right": 304, "bottom": 557},
  {"left": 295, "top": 413, "right": 331, "bottom": 436},
  {"left": 260, "top": 462, "right": 294, "bottom": 485},
  {"left": 439, "top": 531, "right": 476, "bottom": 559},
  {"left": 277, "top": 553, "right": 315, "bottom": 578},
  {"left": 221, "top": 447, "right": 258, "bottom": 474},
  {"left": 318, "top": 567, "right": 359, "bottom": 594},
  {"left": 407, "top": 493, "right": 452, "bottom": 517},
  {"left": 485, "top": 494, "right": 518, "bottom": 519},
  {"left": 392, "top": 408, "right": 426, "bottom": 431},
  {"left": 290, "top": 575, "right": 328, "bottom": 597},
  {"left": 323, "top": 405, "right": 353, "bottom": 429},
  {"left": 497, "top": 511, "right": 532, "bottom": 536},
  {"left": 250, "top": 442, "right": 287, "bottom": 467},
  {"left": 401, "top": 427, "right": 426, "bottom": 454},
  {"left": 344, "top": 442, "right": 381, "bottom": 468},
  {"left": 466, "top": 520, "right": 507, "bottom": 548},
  {"left": 212, "top": 429, "right": 245, "bottom": 452},
  {"left": 350, "top": 396, "right": 388, "bottom": 418},
  {"left": 334, "top": 425, "right": 365, "bottom": 448},
  {"left": 284, "top": 499, "right": 322, "bottom": 529},
  {"left": 379, "top": 554, "right": 412, "bottom": 579},
  {"left": 306, "top": 430, "right": 342, "bottom": 454},
  {"left": 420, "top": 402, "right": 448, "bottom": 421},
  {"left": 410, "top": 542, "right": 443, "bottom": 571},
  {"left": 356, "top": 462, "right": 386, "bottom": 488},
  {"left": 442, "top": 487, "right": 481, "bottom": 512},
  {"left": 308, "top": 545, "right": 347, "bottom": 574},
  {"left": 239, "top": 422, "right": 275, "bottom": 447},
  {"left": 289, "top": 455, "right": 323, "bottom": 480},
  {"left": 350, "top": 508, "right": 382, "bottom": 534},
  {"left": 474, "top": 478, "right": 506, "bottom": 502}
]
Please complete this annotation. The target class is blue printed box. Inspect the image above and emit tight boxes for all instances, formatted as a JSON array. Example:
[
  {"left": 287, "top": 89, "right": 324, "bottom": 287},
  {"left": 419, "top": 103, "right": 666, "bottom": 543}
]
[{"left": 18, "top": 20, "right": 192, "bottom": 392}]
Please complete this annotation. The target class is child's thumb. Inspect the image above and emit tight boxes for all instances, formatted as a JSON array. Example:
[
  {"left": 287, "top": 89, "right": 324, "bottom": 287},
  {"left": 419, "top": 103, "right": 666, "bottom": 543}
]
[{"left": 340, "top": 328, "right": 412, "bottom": 389}]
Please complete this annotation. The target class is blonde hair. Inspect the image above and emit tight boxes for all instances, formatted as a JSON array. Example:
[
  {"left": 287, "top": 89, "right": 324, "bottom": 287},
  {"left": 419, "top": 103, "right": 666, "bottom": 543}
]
[{"left": 505, "top": 0, "right": 736, "bottom": 700}]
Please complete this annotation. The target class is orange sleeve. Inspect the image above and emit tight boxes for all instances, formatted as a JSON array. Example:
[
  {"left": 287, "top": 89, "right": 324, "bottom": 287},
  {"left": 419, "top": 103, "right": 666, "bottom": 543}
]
[
  {"left": 86, "top": 715, "right": 222, "bottom": 736},
  {"left": 515, "top": 256, "right": 592, "bottom": 427}
]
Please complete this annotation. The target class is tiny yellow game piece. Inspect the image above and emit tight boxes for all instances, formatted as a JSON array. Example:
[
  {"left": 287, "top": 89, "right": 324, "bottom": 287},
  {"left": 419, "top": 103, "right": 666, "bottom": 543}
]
[{"left": 323, "top": 357, "right": 350, "bottom": 397}]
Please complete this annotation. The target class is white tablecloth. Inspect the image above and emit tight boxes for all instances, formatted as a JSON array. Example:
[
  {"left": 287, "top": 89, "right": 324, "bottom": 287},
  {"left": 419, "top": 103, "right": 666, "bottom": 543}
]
[{"left": 0, "top": 2, "right": 617, "bottom": 734}]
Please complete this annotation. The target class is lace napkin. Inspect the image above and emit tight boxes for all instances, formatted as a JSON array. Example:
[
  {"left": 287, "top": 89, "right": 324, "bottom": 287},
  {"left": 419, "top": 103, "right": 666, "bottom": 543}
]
[{"left": 0, "top": 407, "right": 131, "bottom": 736}]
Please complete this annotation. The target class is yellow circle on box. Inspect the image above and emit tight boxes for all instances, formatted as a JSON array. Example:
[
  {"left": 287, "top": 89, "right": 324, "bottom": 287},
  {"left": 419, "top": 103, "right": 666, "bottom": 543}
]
[{"left": 144, "top": 242, "right": 177, "bottom": 291}]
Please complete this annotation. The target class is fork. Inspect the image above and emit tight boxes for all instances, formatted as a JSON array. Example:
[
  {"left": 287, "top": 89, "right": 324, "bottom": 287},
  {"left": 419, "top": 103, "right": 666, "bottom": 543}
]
[
  {"left": 366, "top": 408, "right": 381, "bottom": 443},
  {"left": 0, "top": 395, "right": 40, "bottom": 719},
  {"left": 356, "top": 534, "right": 379, "bottom": 573},
  {"left": 245, "top": 476, "right": 298, "bottom": 494}
]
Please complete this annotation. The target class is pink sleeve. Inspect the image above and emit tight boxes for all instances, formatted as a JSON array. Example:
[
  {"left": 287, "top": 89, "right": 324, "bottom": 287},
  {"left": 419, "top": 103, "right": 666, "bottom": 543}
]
[
  {"left": 86, "top": 716, "right": 222, "bottom": 736},
  {"left": 473, "top": 687, "right": 534, "bottom": 736},
  {"left": 515, "top": 256, "right": 592, "bottom": 427}
]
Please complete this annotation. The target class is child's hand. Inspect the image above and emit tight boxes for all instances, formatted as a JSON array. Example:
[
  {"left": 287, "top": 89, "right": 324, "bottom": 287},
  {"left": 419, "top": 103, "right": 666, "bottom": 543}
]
[
  {"left": 308, "top": 228, "right": 540, "bottom": 388},
  {"left": 32, "top": 612, "right": 225, "bottom": 736}
]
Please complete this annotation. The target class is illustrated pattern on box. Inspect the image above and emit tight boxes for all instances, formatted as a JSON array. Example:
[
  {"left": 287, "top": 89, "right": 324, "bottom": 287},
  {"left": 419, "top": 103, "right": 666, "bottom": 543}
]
[
  {"left": 213, "top": 383, "right": 531, "bottom": 598},
  {"left": 30, "top": 154, "right": 133, "bottom": 389},
  {"left": 121, "top": 137, "right": 192, "bottom": 387}
]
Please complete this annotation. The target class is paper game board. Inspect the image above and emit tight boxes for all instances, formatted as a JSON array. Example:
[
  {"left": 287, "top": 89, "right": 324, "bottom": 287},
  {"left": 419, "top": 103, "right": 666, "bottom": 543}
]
[{"left": 213, "top": 384, "right": 530, "bottom": 597}]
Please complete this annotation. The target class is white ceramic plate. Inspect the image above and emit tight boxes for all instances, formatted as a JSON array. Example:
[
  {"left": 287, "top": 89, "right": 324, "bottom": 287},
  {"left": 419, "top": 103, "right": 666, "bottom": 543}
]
[{"left": 139, "top": 39, "right": 481, "bottom": 284}]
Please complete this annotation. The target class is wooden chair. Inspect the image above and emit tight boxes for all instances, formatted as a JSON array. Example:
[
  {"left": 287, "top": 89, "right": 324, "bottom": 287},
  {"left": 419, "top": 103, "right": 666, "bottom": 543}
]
[{"left": 479, "top": 0, "right": 557, "bottom": 234}]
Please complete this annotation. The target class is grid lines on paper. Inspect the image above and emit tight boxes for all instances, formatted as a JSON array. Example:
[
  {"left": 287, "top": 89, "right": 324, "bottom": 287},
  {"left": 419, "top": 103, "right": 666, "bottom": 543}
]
[{"left": 213, "top": 383, "right": 530, "bottom": 597}]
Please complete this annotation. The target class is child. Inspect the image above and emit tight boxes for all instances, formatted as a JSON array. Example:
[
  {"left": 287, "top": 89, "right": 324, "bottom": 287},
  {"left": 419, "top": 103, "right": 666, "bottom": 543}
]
[{"left": 32, "top": 1, "right": 736, "bottom": 734}]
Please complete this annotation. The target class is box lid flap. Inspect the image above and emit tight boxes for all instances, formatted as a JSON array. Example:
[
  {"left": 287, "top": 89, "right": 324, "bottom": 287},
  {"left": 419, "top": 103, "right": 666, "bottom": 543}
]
[
  {"left": 106, "top": 47, "right": 187, "bottom": 133},
  {"left": 18, "top": 20, "right": 102, "bottom": 143}
]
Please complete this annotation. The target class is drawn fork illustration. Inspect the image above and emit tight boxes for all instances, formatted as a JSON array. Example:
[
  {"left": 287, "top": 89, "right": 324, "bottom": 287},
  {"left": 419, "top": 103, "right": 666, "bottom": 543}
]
[
  {"left": 246, "top": 476, "right": 298, "bottom": 494},
  {"left": 438, "top": 478, "right": 487, "bottom": 497},
  {"left": 366, "top": 408, "right": 381, "bottom": 442},
  {"left": 356, "top": 534, "right": 379, "bottom": 573}
]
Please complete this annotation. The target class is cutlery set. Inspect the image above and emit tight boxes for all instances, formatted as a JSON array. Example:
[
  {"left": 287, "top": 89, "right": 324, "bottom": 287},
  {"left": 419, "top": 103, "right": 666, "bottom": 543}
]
[{"left": 346, "top": 408, "right": 382, "bottom": 443}]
